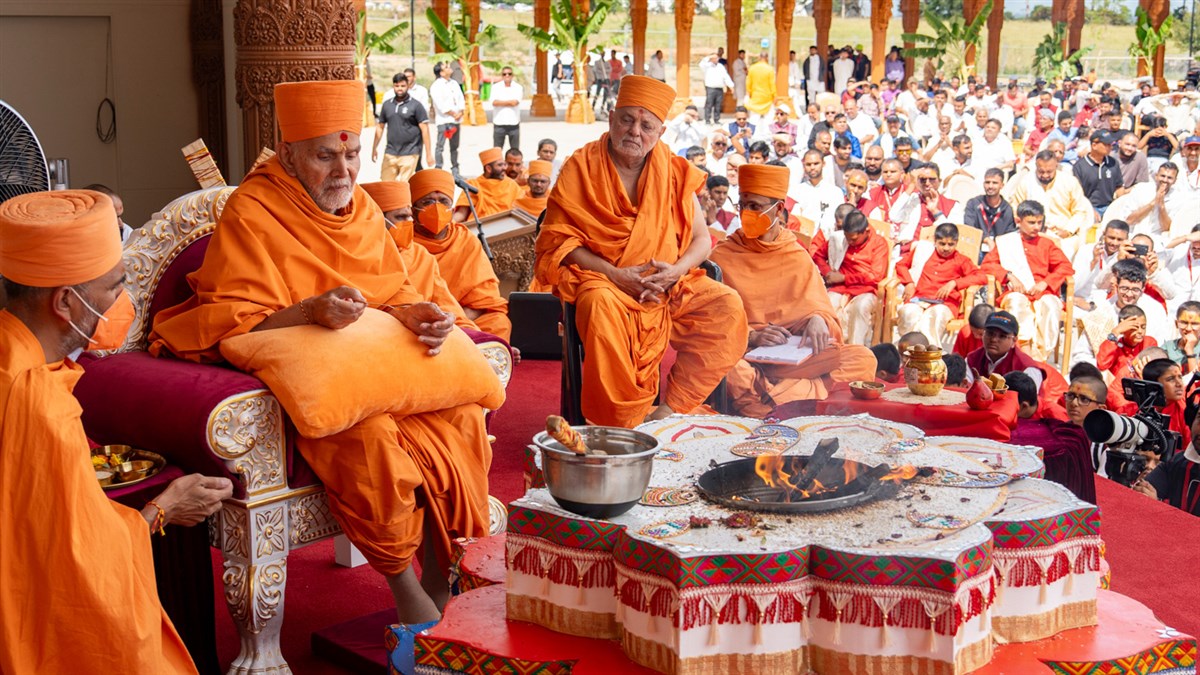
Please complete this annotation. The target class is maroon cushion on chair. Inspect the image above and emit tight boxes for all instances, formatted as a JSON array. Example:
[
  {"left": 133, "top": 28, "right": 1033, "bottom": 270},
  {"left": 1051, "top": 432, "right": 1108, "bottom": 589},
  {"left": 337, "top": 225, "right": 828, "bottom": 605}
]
[{"left": 148, "top": 235, "right": 211, "bottom": 322}]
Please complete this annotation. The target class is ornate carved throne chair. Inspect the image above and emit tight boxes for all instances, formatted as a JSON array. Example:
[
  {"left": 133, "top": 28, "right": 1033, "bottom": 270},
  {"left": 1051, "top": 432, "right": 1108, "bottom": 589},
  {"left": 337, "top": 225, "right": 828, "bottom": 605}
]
[{"left": 73, "top": 186, "right": 513, "bottom": 675}]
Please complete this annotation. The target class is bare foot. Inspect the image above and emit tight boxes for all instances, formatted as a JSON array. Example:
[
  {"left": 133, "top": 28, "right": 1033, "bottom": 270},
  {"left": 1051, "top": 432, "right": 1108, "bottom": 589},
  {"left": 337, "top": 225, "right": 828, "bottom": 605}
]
[{"left": 387, "top": 567, "right": 441, "bottom": 625}]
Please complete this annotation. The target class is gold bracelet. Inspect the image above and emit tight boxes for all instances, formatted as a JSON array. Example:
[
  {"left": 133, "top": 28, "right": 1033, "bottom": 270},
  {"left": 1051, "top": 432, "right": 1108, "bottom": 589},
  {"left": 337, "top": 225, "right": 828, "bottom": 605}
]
[
  {"left": 299, "top": 298, "right": 313, "bottom": 325},
  {"left": 146, "top": 500, "right": 166, "bottom": 536}
]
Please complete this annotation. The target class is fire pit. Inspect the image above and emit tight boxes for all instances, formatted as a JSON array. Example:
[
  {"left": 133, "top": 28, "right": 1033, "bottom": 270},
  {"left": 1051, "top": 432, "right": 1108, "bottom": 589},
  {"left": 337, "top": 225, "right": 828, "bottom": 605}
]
[{"left": 696, "top": 439, "right": 919, "bottom": 514}]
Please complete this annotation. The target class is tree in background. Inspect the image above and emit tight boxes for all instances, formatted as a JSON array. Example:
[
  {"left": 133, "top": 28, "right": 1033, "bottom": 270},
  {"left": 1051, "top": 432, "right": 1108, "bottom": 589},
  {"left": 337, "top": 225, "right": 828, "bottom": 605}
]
[
  {"left": 427, "top": 7, "right": 501, "bottom": 126},
  {"left": 356, "top": 11, "right": 409, "bottom": 127},
  {"left": 518, "top": 0, "right": 619, "bottom": 124},
  {"left": 1129, "top": 5, "right": 1175, "bottom": 86},
  {"left": 901, "top": 0, "right": 992, "bottom": 81},
  {"left": 1032, "top": 22, "right": 1092, "bottom": 83}
]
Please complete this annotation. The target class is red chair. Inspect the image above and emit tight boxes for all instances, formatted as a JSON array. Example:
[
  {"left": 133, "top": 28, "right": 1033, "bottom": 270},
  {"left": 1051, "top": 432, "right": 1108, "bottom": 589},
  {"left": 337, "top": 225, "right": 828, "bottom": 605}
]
[{"left": 73, "top": 186, "right": 512, "bottom": 674}]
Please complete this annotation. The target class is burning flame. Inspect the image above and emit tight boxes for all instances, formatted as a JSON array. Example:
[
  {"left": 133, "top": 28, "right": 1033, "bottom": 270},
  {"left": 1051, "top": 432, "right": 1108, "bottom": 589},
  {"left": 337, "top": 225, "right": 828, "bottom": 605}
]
[
  {"left": 881, "top": 465, "right": 919, "bottom": 482},
  {"left": 843, "top": 460, "right": 859, "bottom": 485},
  {"left": 755, "top": 455, "right": 796, "bottom": 491}
]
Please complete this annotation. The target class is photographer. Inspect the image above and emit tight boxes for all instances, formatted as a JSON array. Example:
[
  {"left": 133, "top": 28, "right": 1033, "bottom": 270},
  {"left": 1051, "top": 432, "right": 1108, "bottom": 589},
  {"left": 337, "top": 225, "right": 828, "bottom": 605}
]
[
  {"left": 1134, "top": 413, "right": 1200, "bottom": 516},
  {"left": 1141, "top": 357, "right": 1191, "bottom": 449}
]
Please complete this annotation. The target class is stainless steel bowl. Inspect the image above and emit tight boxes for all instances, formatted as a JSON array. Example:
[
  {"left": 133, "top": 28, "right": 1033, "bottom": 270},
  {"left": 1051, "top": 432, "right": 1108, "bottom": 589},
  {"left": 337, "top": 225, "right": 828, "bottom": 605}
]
[{"left": 532, "top": 426, "right": 660, "bottom": 519}]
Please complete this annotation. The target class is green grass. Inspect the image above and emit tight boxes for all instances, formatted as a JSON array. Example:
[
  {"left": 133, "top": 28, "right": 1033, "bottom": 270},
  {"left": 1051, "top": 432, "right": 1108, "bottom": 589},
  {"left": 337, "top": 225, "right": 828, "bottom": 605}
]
[{"left": 365, "top": 11, "right": 1161, "bottom": 97}]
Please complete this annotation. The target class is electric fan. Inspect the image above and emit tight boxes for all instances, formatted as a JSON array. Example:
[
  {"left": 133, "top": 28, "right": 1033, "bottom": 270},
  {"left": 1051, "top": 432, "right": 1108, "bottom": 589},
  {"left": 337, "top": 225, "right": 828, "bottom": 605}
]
[{"left": 0, "top": 100, "right": 52, "bottom": 203}]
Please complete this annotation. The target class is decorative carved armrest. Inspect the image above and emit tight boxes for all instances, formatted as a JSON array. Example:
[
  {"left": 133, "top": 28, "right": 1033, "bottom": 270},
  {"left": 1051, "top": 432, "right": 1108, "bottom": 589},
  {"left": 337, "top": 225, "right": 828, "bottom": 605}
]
[{"left": 207, "top": 390, "right": 289, "bottom": 499}]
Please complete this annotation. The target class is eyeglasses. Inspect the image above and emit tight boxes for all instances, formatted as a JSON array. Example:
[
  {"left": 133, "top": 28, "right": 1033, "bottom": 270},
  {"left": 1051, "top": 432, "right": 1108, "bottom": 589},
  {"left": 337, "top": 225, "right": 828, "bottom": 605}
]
[
  {"left": 737, "top": 200, "right": 780, "bottom": 213},
  {"left": 1064, "top": 392, "right": 1100, "bottom": 406},
  {"left": 711, "top": 142, "right": 728, "bottom": 147},
  {"left": 918, "top": 177, "right": 938, "bottom": 183},
  {"left": 1117, "top": 285, "right": 1144, "bottom": 295},
  {"left": 502, "top": 72, "right": 513, "bottom": 76}
]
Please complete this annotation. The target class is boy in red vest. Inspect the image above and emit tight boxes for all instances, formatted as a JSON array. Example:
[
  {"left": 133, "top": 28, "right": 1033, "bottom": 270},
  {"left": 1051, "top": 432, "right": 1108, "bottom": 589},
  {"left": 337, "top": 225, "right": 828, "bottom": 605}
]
[{"left": 895, "top": 223, "right": 986, "bottom": 347}]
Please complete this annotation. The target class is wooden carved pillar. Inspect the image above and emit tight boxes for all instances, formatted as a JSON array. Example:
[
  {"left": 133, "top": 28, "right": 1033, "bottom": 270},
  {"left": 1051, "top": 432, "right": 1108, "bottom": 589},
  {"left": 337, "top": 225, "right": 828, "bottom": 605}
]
[
  {"left": 1143, "top": 0, "right": 1170, "bottom": 90},
  {"left": 671, "top": 0, "right": 695, "bottom": 117},
  {"left": 190, "top": 0, "right": 228, "bottom": 179},
  {"left": 1066, "top": 0, "right": 1084, "bottom": 55},
  {"left": 723, "top": 0, "right": 741, "bottom": 112},
  {"left": 631, "top": 0, "right": 647, "bottom": 78},
  {"left": 1051, "top": 0, "right": 1068, "bottom": 55},
  {"left": 234, "top": 0, "right": 357, "bottom": 174},
  {"left": 530, "top": 0, "right": 555, "bottom": 116},
  {"left": 962, "top": 0, "right": 985, "bottom": 74},
  {"left": 901, "top": 0, "right": 919, "bottom": 84},
  {"left": 986, "top": 0, "right": 1004, "bottom": 89},
  {"left": 869, "top": 0, "right": 889, "bottom": 83},
  {"left": 774, "top": 0, "right": 795, "bottom": 111},
  {"left": 814, "top": 0, "right": 832, "bottom": 60}
]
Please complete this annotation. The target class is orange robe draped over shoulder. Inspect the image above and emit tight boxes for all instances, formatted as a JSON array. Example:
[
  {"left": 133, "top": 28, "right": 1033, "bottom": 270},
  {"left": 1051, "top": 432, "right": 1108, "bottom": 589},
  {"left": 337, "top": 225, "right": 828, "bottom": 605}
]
[
  {"left": 513, "top": 188, "right": 548, "bottom": 216},
  {"left": 710, "top": 230, "right": 877, "bottom": 416},
  {"left": 535, "top": 134, "right": 748, "bottom": 427},
  {"left": 149, "top": 158, "right": 490, "bottom": 576},
  {"left": 455, "top": 176, "right": 521, "bottom": 218},
  {"left": 414, "top": 224, "right": 511, "bottom": 341},
  {"left": 0, "top": 311, "right": 196, "bottom": 675}
]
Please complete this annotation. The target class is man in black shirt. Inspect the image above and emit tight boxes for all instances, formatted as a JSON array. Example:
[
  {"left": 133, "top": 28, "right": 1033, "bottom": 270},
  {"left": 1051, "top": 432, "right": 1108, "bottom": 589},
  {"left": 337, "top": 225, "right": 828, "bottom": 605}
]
[
  {"left": 372, "top": 73, "right": 434, "bottom": 181},
  {"left": 1072, "top": 131, "right": 1123, "bottom": 218},
  {"left": 963, "top": 168, "right": 1016, "bottom": 262}
]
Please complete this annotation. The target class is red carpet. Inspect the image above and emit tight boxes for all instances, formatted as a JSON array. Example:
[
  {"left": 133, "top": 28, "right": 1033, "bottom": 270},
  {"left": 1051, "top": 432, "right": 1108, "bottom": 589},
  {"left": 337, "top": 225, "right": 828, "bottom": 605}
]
[{"left": 212, "top": 359, "right": 1199, "bottom": 674}]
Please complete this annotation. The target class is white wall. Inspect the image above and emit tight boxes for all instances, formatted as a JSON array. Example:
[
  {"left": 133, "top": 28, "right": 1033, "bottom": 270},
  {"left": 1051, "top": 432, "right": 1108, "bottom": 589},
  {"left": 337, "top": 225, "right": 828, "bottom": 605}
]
[{"left": 0, "top": 0, "right": 203, "bottom": 225}]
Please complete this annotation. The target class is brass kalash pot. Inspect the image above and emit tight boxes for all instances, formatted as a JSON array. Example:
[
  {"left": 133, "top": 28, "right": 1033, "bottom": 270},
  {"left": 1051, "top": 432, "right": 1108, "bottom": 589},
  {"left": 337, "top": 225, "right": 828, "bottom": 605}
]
[{"left": 904, "top": 346, "right": 947, "bottom": 396}]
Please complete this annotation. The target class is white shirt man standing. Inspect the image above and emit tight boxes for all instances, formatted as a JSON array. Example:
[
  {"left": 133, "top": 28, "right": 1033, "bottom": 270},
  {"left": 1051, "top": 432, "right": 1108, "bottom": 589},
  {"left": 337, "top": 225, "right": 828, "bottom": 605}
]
[
  {"left": 490, "top": 66, "right": 523, "bottom": 154},
  {"left": 732, "top": 50, "right": 748, "bottom": 104},
  {"left": 430, "top": 63, "right": 465, "bottom": 173},
  {"left": 700, "top": 53, "right": 735, "bottom": 125}
]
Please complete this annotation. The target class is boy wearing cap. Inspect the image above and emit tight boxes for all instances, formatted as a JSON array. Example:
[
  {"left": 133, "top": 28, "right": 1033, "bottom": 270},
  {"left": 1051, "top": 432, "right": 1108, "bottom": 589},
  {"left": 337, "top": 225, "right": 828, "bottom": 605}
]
[
  {"left": 966, "top": 310, "right": 1070, "bottom": 420},
  {"left": 453, "top": 147, "right": 521, "bottom": 222}
]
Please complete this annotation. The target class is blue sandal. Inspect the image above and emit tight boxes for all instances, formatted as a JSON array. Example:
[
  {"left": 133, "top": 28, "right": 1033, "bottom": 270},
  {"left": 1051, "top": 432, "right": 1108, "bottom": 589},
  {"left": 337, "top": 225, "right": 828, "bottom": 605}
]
[{"left": 385, "top": 619, "right": 440, "bottom": 675}]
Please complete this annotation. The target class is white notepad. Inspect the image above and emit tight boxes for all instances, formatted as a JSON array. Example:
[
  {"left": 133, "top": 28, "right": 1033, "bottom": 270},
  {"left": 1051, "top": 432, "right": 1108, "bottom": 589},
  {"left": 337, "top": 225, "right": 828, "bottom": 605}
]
[{"left": 745, "top": 336, "right": 814, "bottom": 366}]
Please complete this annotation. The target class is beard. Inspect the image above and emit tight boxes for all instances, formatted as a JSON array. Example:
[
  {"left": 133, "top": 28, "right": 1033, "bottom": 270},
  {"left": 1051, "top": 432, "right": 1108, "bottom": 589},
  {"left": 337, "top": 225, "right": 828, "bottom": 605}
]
[{"left": 304, "top": 178, "right": 354, "bottom": 214}]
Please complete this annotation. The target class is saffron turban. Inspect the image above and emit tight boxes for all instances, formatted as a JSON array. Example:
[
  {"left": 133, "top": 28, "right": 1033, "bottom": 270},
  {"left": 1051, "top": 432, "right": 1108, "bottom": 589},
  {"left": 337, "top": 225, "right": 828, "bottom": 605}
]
[
  {"left": 0, "top": 190, "right": 122, "bottom": 287},
  {"left": 479, "top": 148, "right": 503, "bottom": 166},
  {"left": 738, "top": 164, "right": 789, "bottom": 201},
  {"left": 360, "top": 181, "right": 411, "bottom": 212},
  {"left": 409, "top": 169, "right": 456, "bottom": 202},
  {"left": 527, "top": 160, "right": 552, "bottom": 178},
  {"left": 615, "top": 75, "right": 676, "bottom": 122},
  {"left": 274, "top": 80, "right": 364, "bottom": 143}
]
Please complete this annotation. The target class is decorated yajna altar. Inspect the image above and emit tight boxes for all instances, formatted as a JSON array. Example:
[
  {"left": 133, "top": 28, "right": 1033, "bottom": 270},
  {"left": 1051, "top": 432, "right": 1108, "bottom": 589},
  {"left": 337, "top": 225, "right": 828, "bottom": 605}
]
[{"left": 506, "top": 413, "right": 1104, "bottom": 674}]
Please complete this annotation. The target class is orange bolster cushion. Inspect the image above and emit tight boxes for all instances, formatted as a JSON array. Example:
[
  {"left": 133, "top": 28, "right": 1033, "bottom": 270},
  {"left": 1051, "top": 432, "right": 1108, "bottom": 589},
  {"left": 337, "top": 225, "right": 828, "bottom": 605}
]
[{"left": 219, "top": 308, "right": 506, "bottom": 438}]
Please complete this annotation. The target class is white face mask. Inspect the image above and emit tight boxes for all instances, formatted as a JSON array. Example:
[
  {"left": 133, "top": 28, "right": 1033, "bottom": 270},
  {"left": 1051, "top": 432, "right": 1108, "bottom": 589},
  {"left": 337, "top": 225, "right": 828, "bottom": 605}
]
[{"left": 65, "top": 286, "right": 107, "bottom": 346}]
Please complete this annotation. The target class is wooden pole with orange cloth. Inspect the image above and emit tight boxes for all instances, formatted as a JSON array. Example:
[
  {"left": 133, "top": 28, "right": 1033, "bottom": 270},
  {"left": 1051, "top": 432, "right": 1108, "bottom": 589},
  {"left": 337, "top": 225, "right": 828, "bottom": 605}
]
[
  {"left": 149, "top": 80, "right": 496, "bottom": 626},
  {"left": 513, "top": 159, "right": 552, "bottom": 216},
  {"left": 360, "top": 180, "right": 477, "bottom": 331},
  {"left": 453, "top": 147, "right": 522, "bottom": 222},
  {"left": 710, "top": 164, "right": 877, "bottom": 418},
  {"left": 535, "top": 75, "right": 748, "bottom": 427},
  {"left": 0, "top": 190, "right": 238, "bottom": 674},
  {"left": 412, "top": 168, "right": 512, "bottom": 342}
]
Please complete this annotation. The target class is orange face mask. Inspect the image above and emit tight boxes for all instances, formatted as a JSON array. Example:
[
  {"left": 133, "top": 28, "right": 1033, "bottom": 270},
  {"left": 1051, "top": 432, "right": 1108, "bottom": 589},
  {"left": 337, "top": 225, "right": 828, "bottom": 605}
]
[
  {"left": 388, "top": 220, "right": 415, "bottom": 249},
  {"left": 68, "top": 287, "right": 135, "bottom": 351},
  {"left": 416, "top": 203, "right": 452, "bottom": 235},
  {"left": 740, "top": 203, "right": 779, "bottom": 239}
]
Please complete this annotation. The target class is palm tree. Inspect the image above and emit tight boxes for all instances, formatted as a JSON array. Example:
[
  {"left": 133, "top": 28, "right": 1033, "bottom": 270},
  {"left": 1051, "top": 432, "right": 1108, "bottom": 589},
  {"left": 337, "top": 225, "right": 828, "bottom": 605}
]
[
  {"left": 1032, "top": 22, "right": 1091, "bottom": 84},
  {"left": 1129, "top": 6, "right": 1174, "bottom": 88},
  {"left": 427, "top": 8, "right": 501, "bottom": 126},
  {"left": 518, "top": 0, "right": 619, "bottom": 124},
  {"left": 901, "top": 0, "right": 992, "bottom": 81}
]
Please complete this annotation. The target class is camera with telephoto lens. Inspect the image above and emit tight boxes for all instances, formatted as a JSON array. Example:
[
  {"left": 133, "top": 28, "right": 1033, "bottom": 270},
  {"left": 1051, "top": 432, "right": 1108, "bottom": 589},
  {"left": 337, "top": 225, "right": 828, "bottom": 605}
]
[{"left": 1082, "top": 378, "right": 1179, "bottom": 487}]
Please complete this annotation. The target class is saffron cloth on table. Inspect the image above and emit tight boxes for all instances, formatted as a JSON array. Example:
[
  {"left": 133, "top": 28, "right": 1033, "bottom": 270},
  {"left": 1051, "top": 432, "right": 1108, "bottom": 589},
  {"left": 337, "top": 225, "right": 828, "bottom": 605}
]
[
  {"left": 0, "top": 312, "right": 196, "bottom": 674},
  {"left": 148, "top": 156, "right": 492, "bottom": 577},
  {"left": 710, "top": 228, "right": 877, "bottom": 414},
  {"left": 414, "top": 222, "right": 511, "bottom": 341},
  {"left": 535, "top": 133, "right": 747, "bottom": 427},
  {"left": 815, "top": 383, "right": 1020, "bottom": 441}
]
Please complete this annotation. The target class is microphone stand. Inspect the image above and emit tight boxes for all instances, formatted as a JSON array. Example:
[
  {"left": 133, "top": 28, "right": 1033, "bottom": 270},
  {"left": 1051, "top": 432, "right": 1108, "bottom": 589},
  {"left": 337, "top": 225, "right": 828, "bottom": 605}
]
[{"left": 460, "top": 188, "right": 495, "bottom": 261}]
